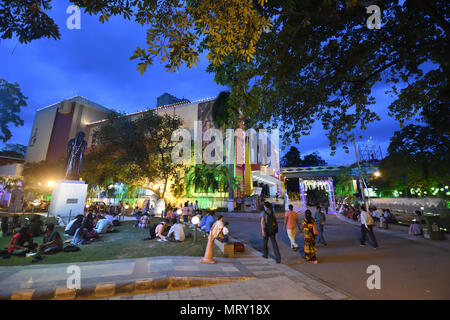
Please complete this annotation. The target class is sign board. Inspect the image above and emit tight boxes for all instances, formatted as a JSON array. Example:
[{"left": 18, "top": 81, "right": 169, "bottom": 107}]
[
  {"left": 253, "top": 187, "right": 262, "bottom": 196},
  {"left": 244, "top": 197, "right": 257, "bottom": 212}
]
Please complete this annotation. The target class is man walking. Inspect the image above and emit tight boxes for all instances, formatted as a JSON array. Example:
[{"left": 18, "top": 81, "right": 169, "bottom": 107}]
[
  {"left": 283, "top": 204, "right": 301, "bottom": 251},
  {"left": 260, "top": 201, "right": 281, "bottom": 263},
  {"left": 360, "top": 205, "right": 379, "bottom": 249},
  {"left": 313, "top": 206, "right": 327, "bottom": 246}
]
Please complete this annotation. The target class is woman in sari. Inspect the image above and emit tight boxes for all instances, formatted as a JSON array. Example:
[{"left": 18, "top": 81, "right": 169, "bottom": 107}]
[{"left": 301, "top": 210, "right": 318, "bottom": 264}]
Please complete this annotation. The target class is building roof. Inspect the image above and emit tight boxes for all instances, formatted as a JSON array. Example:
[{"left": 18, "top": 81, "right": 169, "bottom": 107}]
[
  {"left": 37, "top": 95, "right": 114, "bottom": 114},
  {"left": 86, "top": 96, "right": 218, "bottom": 127}
]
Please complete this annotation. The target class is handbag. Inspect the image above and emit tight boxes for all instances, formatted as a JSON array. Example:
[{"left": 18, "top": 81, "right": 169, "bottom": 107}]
[{"left": 312, "top": 223, "right": 318, "bottom": 236}]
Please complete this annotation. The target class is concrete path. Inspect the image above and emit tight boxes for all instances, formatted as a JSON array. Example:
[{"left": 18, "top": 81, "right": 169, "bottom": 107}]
[
  {"left": 223, "top": 210, "right": 450, "bottom": 299},
  {"left": 0, "top": 237, "right": 352, "bottom": 300}
]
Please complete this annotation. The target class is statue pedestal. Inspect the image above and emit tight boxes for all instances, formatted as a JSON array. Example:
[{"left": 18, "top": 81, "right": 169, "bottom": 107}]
[{"left": 48, "top": 180, "right": 87, "bottom": 219}]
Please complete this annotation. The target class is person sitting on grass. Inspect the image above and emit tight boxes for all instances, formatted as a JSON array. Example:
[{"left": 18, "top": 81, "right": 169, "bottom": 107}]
[
  {"left": 155, "top": 219, "right": 171, "bottom": 241},
  {"left": 166, "top": 218, "right": 191, "bottom": 242},
  {"left": 204, "top": 211, "right": 216, "bottom": 235},
  {"left": 95, "top": 215, "right": 113, "bottom": 234},
  {"left": 135, "top": 211, "right": 142, "bottom": 228},
  {"left": 7, "top": 226, "right": 37, "bottom": 256},
  {"left": 65, "top": 215, "right": 84, "bottom": 236},
  {"left": 200, "top": 211, "right": 207, "bottom": 230},
  {"left": 38, "top": 223, "right": 63, "bottom": 254},
  {"left": 30, "top": 215, "right": 44, "bottom": 237},
  {"left": 71, "top": 222, "right": 97, "bottom": 245},
  {"left": 82, "top": 212, "right": 95, "bottom": 232},
  {"left": 139, "top": 212, "right": 150, "bottom": 229}
]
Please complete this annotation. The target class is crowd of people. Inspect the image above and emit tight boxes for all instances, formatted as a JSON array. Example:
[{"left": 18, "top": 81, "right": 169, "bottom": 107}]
[{"left": 338, "top": 204, "right": 398, "bottom": 229}]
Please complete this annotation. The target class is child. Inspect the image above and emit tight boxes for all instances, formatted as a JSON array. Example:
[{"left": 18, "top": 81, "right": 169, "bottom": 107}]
[{"left": 222, "top": 221, "right": 229, "bottom": 243}]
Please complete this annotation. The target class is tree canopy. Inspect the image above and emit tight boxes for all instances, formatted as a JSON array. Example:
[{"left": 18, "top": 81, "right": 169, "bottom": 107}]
[
  {"left": 373, "top": 124, "right": 449, "bottom": 197},
  {"left": 281, "top": 146, "right": 327, "bottom": 167},
  {"left": 2, "top": 1, "right": 447, "bottom": 154},
  {"left": 0, "top": 143, "right": 27, "bottom": 158},
  {"left": 0, "top": 79, "right": 27, "bottom": 143},
  {"left": 84, "top": 110, "right": 183, "bottom": 200},
  {"left": 206, "top": 0, "right": 449, "bottom": 153}
]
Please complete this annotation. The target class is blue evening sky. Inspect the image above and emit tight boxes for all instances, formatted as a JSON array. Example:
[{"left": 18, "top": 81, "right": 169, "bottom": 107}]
[{"left": 0, "top": 1, "right": 418, "bottom": 165}]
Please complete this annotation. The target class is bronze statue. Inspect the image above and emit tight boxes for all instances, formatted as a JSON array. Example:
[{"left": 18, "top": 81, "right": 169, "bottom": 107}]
[{"left": 66, "top": 131, "right": 87, "bottom": 178}]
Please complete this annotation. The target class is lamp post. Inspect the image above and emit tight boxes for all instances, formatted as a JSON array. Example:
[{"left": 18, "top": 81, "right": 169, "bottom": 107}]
[
  {"left": 191, "top": 215, "right": 200, "bottom": 242},
  {"left": 353, "top": 136, "right": 368, "bottom": 212},
  {"left": 176, "top": 208, "right": 182, "bottom": 223}
]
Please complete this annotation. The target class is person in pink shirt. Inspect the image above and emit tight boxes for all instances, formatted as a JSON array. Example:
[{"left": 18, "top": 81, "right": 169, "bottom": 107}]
[
  {"left": 181, "top": 202, "right": 191, "bottom": 223},
  {"left": 283, "top": 204, "right": 302, "bottom": 251}
]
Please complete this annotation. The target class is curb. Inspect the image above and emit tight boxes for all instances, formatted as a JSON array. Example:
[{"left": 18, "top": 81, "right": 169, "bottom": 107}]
[{"left": 0, "top": 276, "right": 253, "bottom": 300}]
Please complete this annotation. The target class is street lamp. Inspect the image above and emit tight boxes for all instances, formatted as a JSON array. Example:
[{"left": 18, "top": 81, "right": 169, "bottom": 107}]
[
  {"left": 191, "top": 215, "right": 200, "bottom": 242},
  {"left": 373, "top": 171, "right": 381, "bottom": 178},
  {"left": 176, "top": 209, "right": 182, "bottom": 223}
]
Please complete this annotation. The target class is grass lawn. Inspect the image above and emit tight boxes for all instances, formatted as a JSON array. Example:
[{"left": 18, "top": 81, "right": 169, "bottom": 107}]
[{"left": 0, "top": 219, "right": 224, "bottom": 267}]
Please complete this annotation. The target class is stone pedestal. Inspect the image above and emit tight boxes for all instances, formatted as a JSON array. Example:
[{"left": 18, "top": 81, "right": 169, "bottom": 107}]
[{"left": 49, "top": 180, "right": 87, "bottom": 219}]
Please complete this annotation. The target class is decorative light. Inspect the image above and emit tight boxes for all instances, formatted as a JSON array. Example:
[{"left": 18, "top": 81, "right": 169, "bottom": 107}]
[{"left": 191, "top": 215, "right": 200, "bottom": 225}]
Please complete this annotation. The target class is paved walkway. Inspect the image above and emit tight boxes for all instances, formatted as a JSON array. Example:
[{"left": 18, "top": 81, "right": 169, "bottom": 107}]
[{"left": 0, "top": 235, "right": 353, "bottom": 300}]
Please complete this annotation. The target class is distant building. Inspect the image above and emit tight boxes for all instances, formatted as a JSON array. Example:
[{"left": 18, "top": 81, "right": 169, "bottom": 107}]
[
  {"left": 156, "top": 93, "right": 190, "bottom": 107},
  {"left": 25, "top": 96, "right": 113, "bottom": 163}
]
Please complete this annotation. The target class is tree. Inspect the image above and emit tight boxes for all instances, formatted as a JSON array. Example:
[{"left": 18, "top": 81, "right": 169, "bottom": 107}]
[
  {"left": 6, "top": 1, "right": 447, "bottom": 154},
  {"left": 281, "top": 148, "right": 327, "bottom": 167},
  {"left": 206, "top": 0, "right": 449, "bottom": 153},
  {"left": 88, "top": 110, "right": 183, "bottom": 200},
  {"left": 1, "top": 0, "right": 270, "bottom": 74},
  {"left": 0, "top": 0, "right": 60, "bottom": 43},
  {"left": 281, "top": 146, "right": 302, "bottom": 167},
  {"left": 302, "top": 152, "right": 327, "bottom": 167},
  {"left": 373, "top": 124, "right": 449, "bottom": 196},
  {"left": 22, "top": 160, "right": 65, "bottom": 199},
  {"left": 334, "top": 168, "right": 356, "bottom": 198},
  {"left": 0, "top": 79, "right": 28, "bottom": 143},
  {"left": 0, "top": 143, "right": 27, "bottom": 158}
]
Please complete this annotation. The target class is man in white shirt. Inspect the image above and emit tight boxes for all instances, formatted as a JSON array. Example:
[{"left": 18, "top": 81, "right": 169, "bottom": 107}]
[
  {"left": 95, "top": 216, "right": 112, "bottom": 234},
  {"left": 371, "top": 206, "right": 381, "bottom": 222},
  {"left": 360, "top": 205, "right": 379, "bottom": 249},
  {"left": 166, "top": 218, "right": 186, "bottom": 242}
]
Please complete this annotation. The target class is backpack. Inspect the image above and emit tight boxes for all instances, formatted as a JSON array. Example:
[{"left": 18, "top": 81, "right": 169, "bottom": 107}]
[
  {"left": 365, "top": 213, "right": 374, "bottom": 226},
  {"left": 234, "top": 242, "right": 245, "bottom": 252},
  {"left": 265, "top": 211, "right": 278, "bottom": 235},
  {"left": 63, "top": 245, "right": 80, "bottom": 252}
]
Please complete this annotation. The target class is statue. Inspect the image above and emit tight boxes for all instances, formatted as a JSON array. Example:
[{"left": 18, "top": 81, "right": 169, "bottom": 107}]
[{"left": 66, "top": 131, "right": 87, "bottom": 179}]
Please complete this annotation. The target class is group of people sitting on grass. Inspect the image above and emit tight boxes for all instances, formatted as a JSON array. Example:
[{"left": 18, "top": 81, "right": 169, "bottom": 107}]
[
  {"left": 138, "top": 209, "right": 230, "bottom": 244},
  {"left": 63, "top": 210, "right": 121, "bottom": 245},
  {"left": 0, "top": 222, "right": 63, "bottom": 261}
]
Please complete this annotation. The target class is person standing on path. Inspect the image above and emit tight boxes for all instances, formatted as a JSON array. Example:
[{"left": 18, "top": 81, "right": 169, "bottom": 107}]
[
  {"left": 313, "top": 206, "right": 327, "bottom": 246},
  {"left": 360, "top": 205, "right": 379, "bottom": 249},
  {"left": 260, "top": 201, "right": 281, "bottom": 263},
  {"left": 283, "top": 204, "right": 301, "bottom": 251},
  {"left": 300, "top": 210, "right": 318, "bottom": 264}
]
